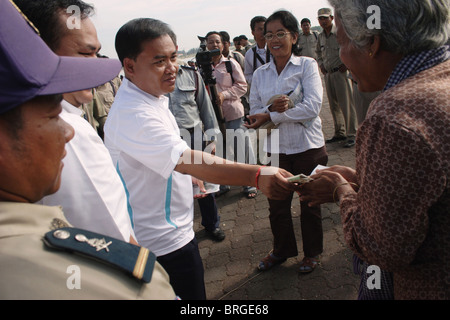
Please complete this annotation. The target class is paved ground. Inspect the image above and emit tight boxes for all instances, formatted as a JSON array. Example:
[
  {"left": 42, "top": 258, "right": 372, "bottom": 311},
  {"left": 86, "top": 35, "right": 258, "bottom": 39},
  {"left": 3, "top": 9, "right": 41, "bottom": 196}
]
[{"left": 193, "top": 82, "right": 361, "bottom": 301}]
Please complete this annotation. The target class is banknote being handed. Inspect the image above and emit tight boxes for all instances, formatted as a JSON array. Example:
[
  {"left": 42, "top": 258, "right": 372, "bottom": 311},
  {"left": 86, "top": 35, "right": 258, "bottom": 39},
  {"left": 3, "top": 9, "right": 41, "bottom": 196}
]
[
  {"left": 287, "top": 174, "right": 313, "bottom": 184},
  {"left": 286, "top": 165, "right": 330, "bottom": 184}
]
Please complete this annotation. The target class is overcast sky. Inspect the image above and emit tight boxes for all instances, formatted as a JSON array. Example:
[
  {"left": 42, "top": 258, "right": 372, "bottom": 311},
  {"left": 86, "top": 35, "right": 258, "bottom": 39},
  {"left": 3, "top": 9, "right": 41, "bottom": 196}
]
[{"left": 89, "top": 0, "right": 331, "bottom": 59}]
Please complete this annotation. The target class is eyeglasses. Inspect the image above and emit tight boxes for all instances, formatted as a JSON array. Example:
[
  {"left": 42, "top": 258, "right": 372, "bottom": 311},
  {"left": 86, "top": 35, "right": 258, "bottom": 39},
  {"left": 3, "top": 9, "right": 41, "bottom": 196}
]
[{"left": 264, "top": 31, "right": 291, "bottom": 41}]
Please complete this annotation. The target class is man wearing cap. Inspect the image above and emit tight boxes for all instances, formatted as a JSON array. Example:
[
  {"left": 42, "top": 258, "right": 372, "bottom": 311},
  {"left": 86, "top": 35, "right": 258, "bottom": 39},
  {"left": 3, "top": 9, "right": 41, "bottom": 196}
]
[
  {"left": 0, "top": 0, "right": 175, "bottom": 299},
  {"left": 14, "top": 0, "right": 136, "bottom": 244},
  {"left": 316, "top": 8, "right": 358, "bottom": 148}
]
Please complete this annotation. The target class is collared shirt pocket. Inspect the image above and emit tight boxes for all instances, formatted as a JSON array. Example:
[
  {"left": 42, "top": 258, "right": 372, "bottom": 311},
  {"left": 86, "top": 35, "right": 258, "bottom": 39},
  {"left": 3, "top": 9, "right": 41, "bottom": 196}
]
[{"left": 173, "top": 81, "right": 197, "bottom": 109}]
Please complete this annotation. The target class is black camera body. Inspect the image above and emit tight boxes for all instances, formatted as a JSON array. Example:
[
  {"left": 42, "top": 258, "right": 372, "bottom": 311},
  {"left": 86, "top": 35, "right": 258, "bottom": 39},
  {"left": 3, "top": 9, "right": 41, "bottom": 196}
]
[
  {"left": 196, "top": 48, "right": 221, "bottom": 66},
  {"left": 196, "top": 36, "right": 220, "bottom": 86}
]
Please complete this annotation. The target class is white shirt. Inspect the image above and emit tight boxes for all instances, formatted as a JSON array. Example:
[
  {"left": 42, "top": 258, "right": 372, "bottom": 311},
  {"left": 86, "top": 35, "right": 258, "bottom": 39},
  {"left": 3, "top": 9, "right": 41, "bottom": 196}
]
[
  {"left": 244, "top": 45, "right": 271, "bottom": 84},
  {"left": 38, "top": 100, "right": 135, "bottom": 242},
  {"left": 104, "top": 79, "right": 194, "bottom": 257},
  {"left": 249, "top": 55, "right": 325, "bottom": 155}
]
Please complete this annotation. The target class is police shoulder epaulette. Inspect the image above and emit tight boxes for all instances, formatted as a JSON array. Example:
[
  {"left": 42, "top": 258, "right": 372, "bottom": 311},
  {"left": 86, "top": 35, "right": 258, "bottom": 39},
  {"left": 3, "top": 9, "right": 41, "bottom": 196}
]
[
  {"left": 43, "top": 227, "right": 156, "bottom": 283},
  {"left": 180, "top": 64, "right": 197, "bottom": 71}
]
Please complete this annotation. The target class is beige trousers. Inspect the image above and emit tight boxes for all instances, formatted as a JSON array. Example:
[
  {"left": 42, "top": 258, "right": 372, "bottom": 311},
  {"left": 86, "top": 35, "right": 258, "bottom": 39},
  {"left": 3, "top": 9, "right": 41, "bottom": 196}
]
[
  {"left": 324, "top": 71, "right": 358, "bottom": 138},
  {"left": 352, "top": 81, "right": 381, "bottom": 123}
]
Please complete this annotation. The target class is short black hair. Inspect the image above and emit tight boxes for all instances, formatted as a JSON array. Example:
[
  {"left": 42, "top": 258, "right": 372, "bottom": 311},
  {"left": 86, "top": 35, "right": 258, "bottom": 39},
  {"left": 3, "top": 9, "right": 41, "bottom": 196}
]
[
  {"left": 220, "top": 31, "right": 230, "bottom": 43},
  {"left": 301, "top": 18, "right": 311, "bottom": 25},
  {"left": 115, "top": 18, "right": 177, "bottom": 65},
  {"left": 250, "top": 16, "right": 266, "bottom": 31},
  {"left": 205, "top": 31, "right": 223, "bottom": 42},
  {"left": 14, "top": 0, "right": 94, "bottom": 51},
  {"left": 265, "top": 10, "right": 302, "bottom": 56}
]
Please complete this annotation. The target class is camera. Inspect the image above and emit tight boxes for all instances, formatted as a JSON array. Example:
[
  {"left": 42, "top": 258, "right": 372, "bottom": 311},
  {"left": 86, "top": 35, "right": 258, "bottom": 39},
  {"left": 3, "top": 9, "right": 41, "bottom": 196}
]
[
  {"left": 195, "top": 36, "right": 221, "bottom": 85},
  {"left": 194, "top": 36, "right": 226, "bottom": 137}
]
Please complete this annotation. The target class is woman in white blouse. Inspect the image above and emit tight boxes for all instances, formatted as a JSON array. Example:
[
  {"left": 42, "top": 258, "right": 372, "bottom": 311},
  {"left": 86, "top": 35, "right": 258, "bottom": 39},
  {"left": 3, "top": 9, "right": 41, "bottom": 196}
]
[{"left": 246, "top": 10, "right": 328, "bottom": 273}]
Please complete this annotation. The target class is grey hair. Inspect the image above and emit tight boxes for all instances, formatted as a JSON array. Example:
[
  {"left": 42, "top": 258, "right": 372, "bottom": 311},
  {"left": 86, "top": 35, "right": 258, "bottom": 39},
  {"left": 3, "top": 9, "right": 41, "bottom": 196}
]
[{"left": 328, "top": 0, "right": 450, "bottom": 55}]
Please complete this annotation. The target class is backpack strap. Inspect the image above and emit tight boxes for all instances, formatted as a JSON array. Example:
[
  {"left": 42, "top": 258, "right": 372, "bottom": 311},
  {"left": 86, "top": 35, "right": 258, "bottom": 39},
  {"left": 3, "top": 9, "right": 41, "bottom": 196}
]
[
  {"left": 252, "top": 47, "right": 266, "bottom": 71},
  {"left": 252, "top": 46, "right": 270, "bottom": 72},
  {"left": 225, "top": 60, "right": 235, "bottom": 84},
  {"left": 313, "top": 31, "right": 318, "bottom": 40},
  {"left": 109, "top": 80, "right": 117, "bottom": 96}
]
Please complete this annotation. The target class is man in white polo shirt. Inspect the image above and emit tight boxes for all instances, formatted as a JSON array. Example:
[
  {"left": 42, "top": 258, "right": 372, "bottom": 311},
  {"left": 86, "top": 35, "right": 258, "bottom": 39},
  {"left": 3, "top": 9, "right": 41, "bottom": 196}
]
[
  {"left": 104, "top": 18, "right": 296, "bottom": 300},
  {"left": 15, "top": 0, "right": 136, "bottom": 243}
]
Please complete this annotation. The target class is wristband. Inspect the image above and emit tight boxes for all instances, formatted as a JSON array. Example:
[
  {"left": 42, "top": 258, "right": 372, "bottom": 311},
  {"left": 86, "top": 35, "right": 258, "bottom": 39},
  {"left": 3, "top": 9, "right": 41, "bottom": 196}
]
[{"left": 255, "top": 166, "right": 266, "bottom": 190}]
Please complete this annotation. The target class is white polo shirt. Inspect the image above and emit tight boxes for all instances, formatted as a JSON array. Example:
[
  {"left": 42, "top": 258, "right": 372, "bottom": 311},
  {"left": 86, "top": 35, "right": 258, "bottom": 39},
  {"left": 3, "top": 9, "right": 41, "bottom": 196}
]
[
  {"left": 38, "top": 100, "right": 135, "bottom": 242},
  {"left": 104, "top": 79, "right": 194, "bottom": 257}
]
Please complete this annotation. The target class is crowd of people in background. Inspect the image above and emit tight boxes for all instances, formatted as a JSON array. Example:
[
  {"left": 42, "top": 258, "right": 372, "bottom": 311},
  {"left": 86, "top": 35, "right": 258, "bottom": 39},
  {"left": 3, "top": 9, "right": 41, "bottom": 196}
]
[{"left": 1, "top": 0, "right": 449, "bottom": 301}]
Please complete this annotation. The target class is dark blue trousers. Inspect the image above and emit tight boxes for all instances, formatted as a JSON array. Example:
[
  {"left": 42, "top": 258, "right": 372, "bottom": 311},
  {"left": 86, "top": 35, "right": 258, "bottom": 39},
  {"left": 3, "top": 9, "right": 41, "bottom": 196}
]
[
  {"left": 157, "top": 238, "right": 206, "bottom": 300},
  {"left": 185, "top": 130, "right": 220, "bottom": 231},
  {"left": 198, "top": 193, "right": 220, "bottom": 231}
]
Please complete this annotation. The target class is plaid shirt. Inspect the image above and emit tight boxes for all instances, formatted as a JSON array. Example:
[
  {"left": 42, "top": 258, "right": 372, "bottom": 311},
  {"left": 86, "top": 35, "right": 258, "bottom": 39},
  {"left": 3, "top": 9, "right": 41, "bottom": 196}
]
[{"left": 384, "top": 45, "right": 450, "bottom": 91}]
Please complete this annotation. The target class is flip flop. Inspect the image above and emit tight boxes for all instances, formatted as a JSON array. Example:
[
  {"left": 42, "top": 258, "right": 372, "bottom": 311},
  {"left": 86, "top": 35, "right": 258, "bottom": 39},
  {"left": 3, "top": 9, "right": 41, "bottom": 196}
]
[
  {"left": 299, "top": 256, "right": 320, "bottom": 273},
  {"left": 243, "top": 186, "right": 257, "bottom": 199},
  {"left": 258, "top": 251, "right": 287, "bottom": 271}
]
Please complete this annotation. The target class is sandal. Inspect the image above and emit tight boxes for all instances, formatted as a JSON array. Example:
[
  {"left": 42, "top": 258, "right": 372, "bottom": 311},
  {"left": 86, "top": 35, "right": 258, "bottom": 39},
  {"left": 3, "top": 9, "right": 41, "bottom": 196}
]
[
  {"left": 258, "top": 251, "right": 286, "bottom": 271},
  {"left": 299, "top": 256, "right": 320, "bottom": 273},
  {"left": 243, "top": 186, "right": 257, "bottom": 199}
]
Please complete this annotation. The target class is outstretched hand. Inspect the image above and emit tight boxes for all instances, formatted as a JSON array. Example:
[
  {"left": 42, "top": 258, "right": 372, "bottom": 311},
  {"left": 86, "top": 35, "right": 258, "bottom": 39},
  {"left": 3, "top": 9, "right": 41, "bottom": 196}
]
[
  {"left": 257, "top": 167, "right": 297, "bottom": 200},
  {"left": 298, "top": 167, "right": 355, "bottom": 207}
]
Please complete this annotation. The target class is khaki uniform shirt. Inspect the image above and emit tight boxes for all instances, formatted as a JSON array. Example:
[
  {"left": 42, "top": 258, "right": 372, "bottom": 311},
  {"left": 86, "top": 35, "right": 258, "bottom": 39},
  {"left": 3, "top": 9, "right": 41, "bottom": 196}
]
[
  {"left": 83, "top": 77, "right": 121, "bottom": 139},
  {"left": 299, "top": 31, "right": 319, "bottom": 60},
  {"left": 316, "top": 24, "right": 343, "bottom": 72},
  {"left": 0, "top": 202, "right": 176, "bottom": 300},
  {"left": 96, "top": 76, "right": 122, "bottom": 114}
]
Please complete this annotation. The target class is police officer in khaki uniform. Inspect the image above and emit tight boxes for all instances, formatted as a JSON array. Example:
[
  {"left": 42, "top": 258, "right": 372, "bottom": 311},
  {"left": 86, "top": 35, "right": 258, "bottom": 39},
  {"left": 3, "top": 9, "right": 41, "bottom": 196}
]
[
  {"left": 316, "top": 8, "right": 358, "bottom": 148},
  {"left": 0, "top": 0, "right": 176, "bottom": 300}
]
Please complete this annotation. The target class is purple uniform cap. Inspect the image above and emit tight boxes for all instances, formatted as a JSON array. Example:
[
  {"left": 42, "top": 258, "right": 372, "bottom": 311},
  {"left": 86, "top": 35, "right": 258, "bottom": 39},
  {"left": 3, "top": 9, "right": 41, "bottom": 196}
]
[{"left": 0, "top": 0, "right": 122, "bottom": 113}]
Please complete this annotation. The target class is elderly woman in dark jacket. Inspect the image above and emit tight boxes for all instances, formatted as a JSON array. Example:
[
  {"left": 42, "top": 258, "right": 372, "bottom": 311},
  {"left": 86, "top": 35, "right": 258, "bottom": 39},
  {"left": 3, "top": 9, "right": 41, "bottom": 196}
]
[{"left": 300, "top": 0, "right": 450, "bottom": 300}]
